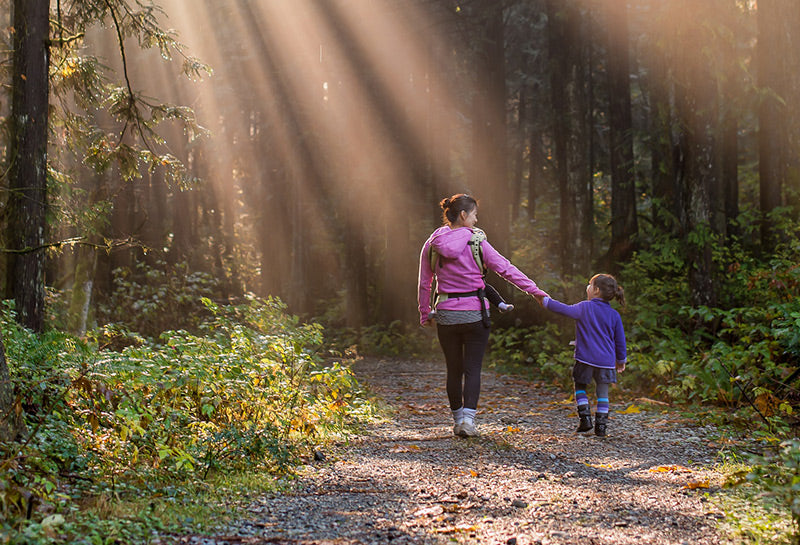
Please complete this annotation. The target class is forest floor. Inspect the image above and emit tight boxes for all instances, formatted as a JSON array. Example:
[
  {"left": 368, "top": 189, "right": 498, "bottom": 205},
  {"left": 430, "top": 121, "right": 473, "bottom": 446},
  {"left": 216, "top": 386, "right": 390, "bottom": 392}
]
[{"left": 167, "top": 357, "right": 731, "bottom": 545}]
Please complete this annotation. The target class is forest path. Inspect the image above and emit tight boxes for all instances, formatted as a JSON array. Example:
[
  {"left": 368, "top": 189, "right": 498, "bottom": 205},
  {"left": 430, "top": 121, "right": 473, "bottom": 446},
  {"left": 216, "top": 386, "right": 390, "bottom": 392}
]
[{"left": 195, "top": 357, "right": 728, "bottom": 545}]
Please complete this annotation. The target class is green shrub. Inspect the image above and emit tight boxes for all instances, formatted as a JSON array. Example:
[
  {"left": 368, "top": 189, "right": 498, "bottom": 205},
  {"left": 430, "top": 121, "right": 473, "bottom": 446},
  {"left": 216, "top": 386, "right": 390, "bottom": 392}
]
[
  {"left": 489, "top": 323, "right": 575, "bottom": 388},
  {"left": 324, "top": 320, "right": 440, "bottom": 359},
  {"left": 95, "top": 260, "right": 220, "bottom": 337},
  {"left": 0, "top": 296, "right": 373, "bottom": 543}
]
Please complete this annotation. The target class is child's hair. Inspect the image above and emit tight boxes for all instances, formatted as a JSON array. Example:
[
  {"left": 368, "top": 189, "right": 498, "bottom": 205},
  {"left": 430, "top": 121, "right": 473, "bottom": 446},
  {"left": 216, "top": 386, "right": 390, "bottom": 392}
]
[
  {"left": 440, "top": 194, "right": 478, "bottom": 225},
  {"left": 591, "top": 273, "right": 625, "bottom": 306}
]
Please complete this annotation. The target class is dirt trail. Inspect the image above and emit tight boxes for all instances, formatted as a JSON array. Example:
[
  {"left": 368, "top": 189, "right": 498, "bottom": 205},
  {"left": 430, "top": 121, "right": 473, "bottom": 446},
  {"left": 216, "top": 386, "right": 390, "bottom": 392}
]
[{"left": 182, "top": 357, "right": 727, "bottom": 545}]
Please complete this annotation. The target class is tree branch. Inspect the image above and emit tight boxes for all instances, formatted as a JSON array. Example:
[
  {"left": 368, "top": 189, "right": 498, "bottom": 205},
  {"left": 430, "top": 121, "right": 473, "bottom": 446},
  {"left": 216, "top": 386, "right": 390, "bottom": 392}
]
[{"left": 0, "top": 236, "right": 145, "bottom": 255}]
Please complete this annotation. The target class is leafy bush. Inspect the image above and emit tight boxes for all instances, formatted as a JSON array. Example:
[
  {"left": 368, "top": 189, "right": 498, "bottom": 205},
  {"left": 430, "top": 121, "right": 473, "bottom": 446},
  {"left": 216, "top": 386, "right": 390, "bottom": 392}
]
[
  {"left": 95, "top": 260, "right": 220, "bottom": 337},
  {"left": 746, "top": 440, "right": 800, "bottom": 538},
  {"left": 324, "top": 320, "right": 440, "bottom": 359},
  {"left": 722, "top": 440, "right": 800, "bottom": 544},
  {"left": 0, "top": 296, "right": 373, "bottom": 543},
  {"left": 489, "top": 322, "right": 575, "bottom": 388}
]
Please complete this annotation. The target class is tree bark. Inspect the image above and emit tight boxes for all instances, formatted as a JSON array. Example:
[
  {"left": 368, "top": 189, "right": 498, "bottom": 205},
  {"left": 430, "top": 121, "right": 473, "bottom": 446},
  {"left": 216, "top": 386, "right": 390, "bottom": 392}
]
[
  {"left": 757, "top": 0, "right": 789, "bottom": 249},
  {"left": 547, "top": 0, "right": 574, "bottom": 276},
  {"left": 511, "top": 85, "right": 527, "bottom": 221},
  {"left": 721, "top": 105, "right": 739, "bottom": 236},
  {"left": 646, "top": 46, "right": 679, "bottom": 233},
  {"left": 674, "top": 7, "right": 718, "bottom": 307},
  {"left": 6, "top": 0, "right": 50, "bottom": 332},
  {"left": 606, "top": 0, "right": 638, "bottom": 269},
  {"left": 66, "top": 245, "right": 97, "bottom": 336},
  {"left": 0, "top": 331, "right": 25, "bottom": 442},
  {"left": 546, "top": 0, "right": 592, "bottom": 276},
  {"left": 471, "top": 1, "right": 510, "bottom": 257}
]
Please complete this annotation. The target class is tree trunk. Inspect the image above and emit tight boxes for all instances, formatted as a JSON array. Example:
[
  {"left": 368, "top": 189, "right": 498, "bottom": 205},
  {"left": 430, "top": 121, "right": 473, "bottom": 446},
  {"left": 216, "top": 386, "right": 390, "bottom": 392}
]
[
  {"left": 547, "top": 0, "right": 574, "bottom": 276},
  {"left": 471, "top": 1, "right": 509, "bottom": 257},
  {"left": 646, "top": 47, "right": 679, "bottom": 233},
  {"left": 757, "top": 0, "right": 789, "bottom": 249},
  {"left": 721, "top": 105, "right": 739, "bottom": 236},
  {"left": 675, "top": 10, "right": 718, "bottom": 307},
  {"left": 66, "top": 245, "right": 97, "bottom": 336},
  {"left": 547, "top": 0, "right": 592, "bottom": 276},
  {"left": 345, "top": 214, "right": 369, "bottom": 328},
  {"left": 606, "top": 0, "right": 638, "bottom": 269},
  {"left": 0, "top": 331, "right": 25, "bottom": 442},
  {"left": 527, "top": 129, "right": 545, "bottom": 221},
  {"left": 511, "top": 85, "right": 527, "bottom": 221},
  {"left": 6, "top": 0, "right": 50, "bottom": 332}
]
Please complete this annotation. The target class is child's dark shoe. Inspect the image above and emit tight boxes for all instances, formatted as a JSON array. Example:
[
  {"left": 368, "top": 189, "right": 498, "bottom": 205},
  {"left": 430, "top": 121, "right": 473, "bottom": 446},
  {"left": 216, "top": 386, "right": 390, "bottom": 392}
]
[
  {"left": 577, "top": 405, "right": 593, "bottom": 432},
  {"left": 594, "top": 412, "right": 608, "bottom": 437}
]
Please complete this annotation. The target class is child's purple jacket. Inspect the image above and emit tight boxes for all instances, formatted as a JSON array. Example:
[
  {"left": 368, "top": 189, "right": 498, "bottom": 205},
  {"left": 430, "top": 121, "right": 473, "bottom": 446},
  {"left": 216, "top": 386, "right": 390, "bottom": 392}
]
[
  {"left": 542, "top": 296, "right": 627, "bottom": 368},
  {"left": 417, "top": 226, "right": 548, "bottom": 325}
]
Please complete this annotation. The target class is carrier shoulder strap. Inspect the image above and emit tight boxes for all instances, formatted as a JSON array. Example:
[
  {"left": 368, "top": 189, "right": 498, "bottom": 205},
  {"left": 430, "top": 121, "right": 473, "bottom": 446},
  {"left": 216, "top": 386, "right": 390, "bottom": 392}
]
[{"left": 468, "top": 228, "right": 487, "bottom": 277}]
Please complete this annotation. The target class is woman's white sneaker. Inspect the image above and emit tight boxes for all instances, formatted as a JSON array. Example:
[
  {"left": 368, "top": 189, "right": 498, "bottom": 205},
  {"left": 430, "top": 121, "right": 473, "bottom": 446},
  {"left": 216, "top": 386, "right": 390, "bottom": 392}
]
[{"left": 459, "top": 419, "right": 478, "bottom": 437}]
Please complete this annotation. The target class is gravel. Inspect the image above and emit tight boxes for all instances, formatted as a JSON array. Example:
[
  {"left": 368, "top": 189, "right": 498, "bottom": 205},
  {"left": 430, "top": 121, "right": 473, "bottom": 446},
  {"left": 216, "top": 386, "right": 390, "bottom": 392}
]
[{"left": 166, "top": 357, "right": 728, "bottom": 545}]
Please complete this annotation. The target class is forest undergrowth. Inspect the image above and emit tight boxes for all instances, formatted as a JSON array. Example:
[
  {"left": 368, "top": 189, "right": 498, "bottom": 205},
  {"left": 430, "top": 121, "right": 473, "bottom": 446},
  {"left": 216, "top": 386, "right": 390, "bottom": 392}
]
[{"left": 0, "top": 297, "right": 376, "bottom": 544}]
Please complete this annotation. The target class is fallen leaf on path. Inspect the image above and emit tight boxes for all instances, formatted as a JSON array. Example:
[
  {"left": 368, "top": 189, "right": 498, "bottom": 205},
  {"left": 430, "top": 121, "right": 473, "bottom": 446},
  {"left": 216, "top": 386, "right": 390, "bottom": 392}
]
[
  {"left": 682, "top": 479, "right": 710, "bottom": 490},
  {"left": 636, "top": 397, "right": 670, "bottom": 406},
  {"left": 506, "top": 426, "right": 521, "bottom": 433},
  {"left": 617, "top": 405, "right": 641, "bottom": 414},
  {"left": 389, "top": 444, "right": 421, "bottom": 453},
  {"left": 584, "top": 462, "right": 614, "bottom": 469},
  {"left": 649, "top": 465, "right": 692, "bottom": 473}
]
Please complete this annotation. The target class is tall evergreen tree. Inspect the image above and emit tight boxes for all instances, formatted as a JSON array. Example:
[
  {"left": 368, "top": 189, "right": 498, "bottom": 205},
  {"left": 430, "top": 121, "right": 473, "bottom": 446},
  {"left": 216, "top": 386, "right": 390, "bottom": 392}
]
[
  {"left": 757, "top": 0, "right": 791, "bottom": 248},
  {"left": 605, "top": 0, "right": 638, "bottom": 268},
  {"left": 6, "top": 0, "right": 50, "bottom": 332}
]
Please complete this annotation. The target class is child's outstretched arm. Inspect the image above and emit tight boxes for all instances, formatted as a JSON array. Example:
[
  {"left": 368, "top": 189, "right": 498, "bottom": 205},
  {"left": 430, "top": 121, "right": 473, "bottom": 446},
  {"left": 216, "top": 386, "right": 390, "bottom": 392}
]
[{"left": 541, "top": 296, "right": 583, "bottom": 320}]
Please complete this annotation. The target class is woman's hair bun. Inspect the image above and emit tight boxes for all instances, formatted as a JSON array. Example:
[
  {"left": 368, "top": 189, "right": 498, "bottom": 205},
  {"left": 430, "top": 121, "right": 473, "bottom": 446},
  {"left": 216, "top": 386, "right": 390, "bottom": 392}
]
[{"left": 440, "top": 197, "right": 451, "bottom": 210}]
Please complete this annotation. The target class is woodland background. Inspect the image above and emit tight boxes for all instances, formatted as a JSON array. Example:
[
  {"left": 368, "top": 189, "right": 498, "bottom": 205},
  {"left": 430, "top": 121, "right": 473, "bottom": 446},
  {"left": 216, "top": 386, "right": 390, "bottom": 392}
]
[{"left": 0, "top": 1, "right": 799, "bottom": 543}]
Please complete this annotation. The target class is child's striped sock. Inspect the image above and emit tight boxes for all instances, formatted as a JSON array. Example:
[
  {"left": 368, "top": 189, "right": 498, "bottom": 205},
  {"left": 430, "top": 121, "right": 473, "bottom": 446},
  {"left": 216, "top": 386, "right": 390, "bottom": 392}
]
[
  {"left": 575, "top": 388, "right": 589, "bottom": 408},
  {"left": 596, "top": 397, "right": 609, "bottom": 414}
]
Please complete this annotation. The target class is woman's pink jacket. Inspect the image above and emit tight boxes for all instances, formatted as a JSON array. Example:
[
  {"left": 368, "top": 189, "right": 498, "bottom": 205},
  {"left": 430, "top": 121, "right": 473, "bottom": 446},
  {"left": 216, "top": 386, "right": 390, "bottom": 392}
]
[{"left": 417, "top": 226, "right": 548, "bottom": 325}]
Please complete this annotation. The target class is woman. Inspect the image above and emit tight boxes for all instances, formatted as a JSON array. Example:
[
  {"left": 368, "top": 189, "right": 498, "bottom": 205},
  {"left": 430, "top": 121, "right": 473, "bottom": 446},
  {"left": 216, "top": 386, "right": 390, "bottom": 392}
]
[{"left": 418, "top": 194, "right": 548, "bottom": 437}]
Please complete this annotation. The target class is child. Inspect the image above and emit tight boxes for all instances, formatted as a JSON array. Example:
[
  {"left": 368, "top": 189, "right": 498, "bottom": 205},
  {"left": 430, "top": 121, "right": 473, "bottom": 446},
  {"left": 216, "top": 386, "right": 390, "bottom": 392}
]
[{"left": 538, "top": 274, "right": 627, "bottom": 437}]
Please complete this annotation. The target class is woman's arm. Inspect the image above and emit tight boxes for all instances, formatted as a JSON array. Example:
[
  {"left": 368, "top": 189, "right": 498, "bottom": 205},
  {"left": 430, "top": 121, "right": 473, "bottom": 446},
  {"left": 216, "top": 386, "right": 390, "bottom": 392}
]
[
  {"left": 418, "top": 242, "right": 434, "bottom": 325},
  {"left": 481, "top": 240, "right": 549, "bottom": 298}
]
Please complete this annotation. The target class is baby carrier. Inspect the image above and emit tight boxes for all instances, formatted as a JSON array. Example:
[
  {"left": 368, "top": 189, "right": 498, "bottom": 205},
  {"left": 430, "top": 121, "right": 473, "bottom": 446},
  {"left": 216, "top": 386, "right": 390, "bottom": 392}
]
[{"left": 429, "top": 229, "right": 491, "bottom": 328}]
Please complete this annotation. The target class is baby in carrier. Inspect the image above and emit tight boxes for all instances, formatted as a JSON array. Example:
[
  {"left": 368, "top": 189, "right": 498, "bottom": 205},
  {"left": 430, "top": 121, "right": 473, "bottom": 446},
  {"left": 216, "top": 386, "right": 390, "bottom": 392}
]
[
  {"left": 484, "top": 283, "right": 513, "bottom": 312},
  {"left": 429, "top": 283, "right": 513, "bottom": 320}
]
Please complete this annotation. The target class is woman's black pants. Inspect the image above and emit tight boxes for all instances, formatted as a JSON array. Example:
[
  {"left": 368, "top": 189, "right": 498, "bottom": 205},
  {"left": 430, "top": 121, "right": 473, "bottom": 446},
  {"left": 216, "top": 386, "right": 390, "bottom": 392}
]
[{"left": 436, "top": 321, "right": 491, "bottom": 410}]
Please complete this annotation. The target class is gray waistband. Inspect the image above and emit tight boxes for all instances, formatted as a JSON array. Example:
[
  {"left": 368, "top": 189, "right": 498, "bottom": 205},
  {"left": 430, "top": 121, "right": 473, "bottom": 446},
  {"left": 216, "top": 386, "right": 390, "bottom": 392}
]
[{"left": 435, "top": 309, "right": 486, "bottom": 325}]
